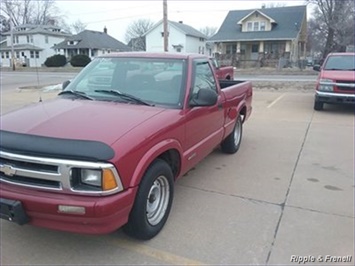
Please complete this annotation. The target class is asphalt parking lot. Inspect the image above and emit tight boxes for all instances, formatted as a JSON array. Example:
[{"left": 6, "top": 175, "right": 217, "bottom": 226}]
[{"left": 0, "top": 87, "right": 354, "bottom": 265}]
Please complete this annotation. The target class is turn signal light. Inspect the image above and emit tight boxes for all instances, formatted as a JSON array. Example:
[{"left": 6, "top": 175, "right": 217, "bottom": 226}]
[{"left": 102, "top": 169, "right": 118, "bottom": 191}]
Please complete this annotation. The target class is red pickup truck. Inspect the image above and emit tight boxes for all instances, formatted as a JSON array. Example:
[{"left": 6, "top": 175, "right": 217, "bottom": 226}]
[
  {"left": 210, "top": 57, "right": 234, "bottom": 80},
  {"left": 0, "top": 53, "right": 252, "bottom": 240},
  {"left": 313, "top": 52, "right": 355, "bottom": 110}
]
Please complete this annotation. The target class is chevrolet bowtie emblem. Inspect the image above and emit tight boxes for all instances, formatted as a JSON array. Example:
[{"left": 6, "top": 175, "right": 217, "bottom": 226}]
[{"left": 0, "top": 164, "right": 17, "bottom": 176}]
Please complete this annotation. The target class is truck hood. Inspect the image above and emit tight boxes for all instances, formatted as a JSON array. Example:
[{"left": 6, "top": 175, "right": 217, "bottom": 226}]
[
  {"left": 320, "top": 70, "right": 355, "bottom": 81},
  {"left": 1, "top": 98, "right": 165, "bottom": 145}
]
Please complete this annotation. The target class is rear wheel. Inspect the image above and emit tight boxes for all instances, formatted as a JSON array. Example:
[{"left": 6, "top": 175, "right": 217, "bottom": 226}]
[
  {"left": 123, "top": 159, "right": 174, "bottom": 240},
  {"left": 314, "top": 100, "right": 324, "bottom": 111},
  {"left": 221, "top": 115, "right": 243, "bottom": 154}
]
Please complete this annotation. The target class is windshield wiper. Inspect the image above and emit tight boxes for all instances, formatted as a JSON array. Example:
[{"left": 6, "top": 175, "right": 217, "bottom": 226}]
[
  {"left": 94, "top": 90, "right": 153, "bottom": 106},
  {"left": 58, "top": 90, "right": 94, "bottom": 100}
]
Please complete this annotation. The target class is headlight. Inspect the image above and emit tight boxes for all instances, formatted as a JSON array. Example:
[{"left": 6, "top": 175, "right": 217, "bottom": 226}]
[
  {"left": 81, "top": 169, "right": 102, "bottom": 187},
  {"left": 319, "top": 79, "right": 334, "bottom": 91},
  {"left": 72, "top": 168, "right": 119, "bottom": 192}
]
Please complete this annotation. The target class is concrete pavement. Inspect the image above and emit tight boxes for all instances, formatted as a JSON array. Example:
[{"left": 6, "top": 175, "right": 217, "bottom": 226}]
[{"left": 0, "top": 88, "right": 354, "bottom": 265}]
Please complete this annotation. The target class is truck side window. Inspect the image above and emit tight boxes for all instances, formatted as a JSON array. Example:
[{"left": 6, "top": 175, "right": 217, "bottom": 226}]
[{"left": 192, "top": 61, "right": 217, "bottom": 96}]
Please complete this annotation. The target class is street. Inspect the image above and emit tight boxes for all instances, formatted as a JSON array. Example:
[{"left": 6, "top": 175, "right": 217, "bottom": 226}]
[
  {"left": 0, "top": 71, "right": 77, "bottom": 91},
  {"left": 0, "top": 74, "right": 354, "bottom": 265}
]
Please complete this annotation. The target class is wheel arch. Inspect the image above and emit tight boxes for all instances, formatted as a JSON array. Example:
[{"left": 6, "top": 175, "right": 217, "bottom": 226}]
[{"left": 129, "top": 140, "right": 182, "bottom": 187}]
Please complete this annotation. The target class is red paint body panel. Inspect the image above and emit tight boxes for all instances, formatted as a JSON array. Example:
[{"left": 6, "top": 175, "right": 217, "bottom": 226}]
[
  {"left": 1, "top": 182, "right": 137, "bottom": 234},
  {"left": 0, "top": 52, "right": 252, "bottom": 234}
]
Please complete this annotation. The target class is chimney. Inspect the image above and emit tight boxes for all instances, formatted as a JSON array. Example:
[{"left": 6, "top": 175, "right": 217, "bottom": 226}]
[
  {"left": 104, "top": 26, "right": 107, "bottom": 34},
  {"left": 261, "top": 3, "right": 265, "bottom": 9},
  {"left": 179, "top": 21, "right": 183, "bottom": 24}
]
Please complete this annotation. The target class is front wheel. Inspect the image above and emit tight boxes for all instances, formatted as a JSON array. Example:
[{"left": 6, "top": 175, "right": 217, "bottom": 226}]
[
  {"left": 123, "top": 159, "right": 174, "bottom": 240},
  {"left": 314, "top": 100, "right": 324, "bottom": 111},
  {"left": 221, "top": 115, "right": 243, "bottom": 154}
]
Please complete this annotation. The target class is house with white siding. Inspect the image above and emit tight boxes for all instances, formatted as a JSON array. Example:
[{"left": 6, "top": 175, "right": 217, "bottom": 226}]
[
  {"left": 0, "top": 24, "right": 70, "bottom": 67},
  {"left": 145, "top": 20, "right": 207, "bottom": 54}
]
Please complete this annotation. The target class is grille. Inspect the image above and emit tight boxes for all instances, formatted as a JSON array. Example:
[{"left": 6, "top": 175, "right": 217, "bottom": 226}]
[
  {"left": 0, "top": 157, "right": 58, "bottom": 173},
  {"left": 336, "top": 80, "right": 355, "bottom": 92},
  {"left": 0, "top": 173, "right": 61, "bottom": 189}
]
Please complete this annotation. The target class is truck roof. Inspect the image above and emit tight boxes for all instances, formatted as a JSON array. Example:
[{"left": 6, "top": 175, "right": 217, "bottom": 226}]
[{"left": 98, "top": 52, "right": 208, "bottom": 60}]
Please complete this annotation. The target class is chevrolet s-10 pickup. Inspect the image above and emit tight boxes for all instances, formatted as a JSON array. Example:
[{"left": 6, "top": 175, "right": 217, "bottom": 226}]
[{"left": 0, "top": 52, "right": 252, "bottom": 239}]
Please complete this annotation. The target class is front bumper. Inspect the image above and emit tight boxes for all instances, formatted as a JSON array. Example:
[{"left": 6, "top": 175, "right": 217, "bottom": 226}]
[
  {"left": 0, "top": 183, "right": 137, "bottom": 234},
  {"left": 315, "top": 91, "right": 355, "bottom": 105}
]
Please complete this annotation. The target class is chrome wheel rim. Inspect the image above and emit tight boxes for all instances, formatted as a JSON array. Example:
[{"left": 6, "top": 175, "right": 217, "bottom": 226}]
[
  {"left": 146, "top": 175, "right": 170, "bottom": 226},
  {"left": 234, "top": 119, "right": 242, "bottom": 147}
]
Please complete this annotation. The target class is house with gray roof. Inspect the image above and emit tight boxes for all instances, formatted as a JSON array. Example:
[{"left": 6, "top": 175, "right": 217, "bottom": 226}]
[
  {"left": 1, "top": 24, "right": 70, "bottom": 67},
  {"left": 145, "top": 20, "right": 207, "bottom": 54},
  {"left": 208, "top": 5, "right": 307, "bottom": 67},
  {"left": 52, "top": 28, "right": 129, "bottom": 60}
]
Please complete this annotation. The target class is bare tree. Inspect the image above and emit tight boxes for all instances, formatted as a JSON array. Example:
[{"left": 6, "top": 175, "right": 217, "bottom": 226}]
[
  {"left": 0, "top": 14, "right": 10, "bottom": 33},
  {"left": 71, "top": 20, "right": 87, "bottom": 34},
  {"left": 307, "top": 0, "right": 354, "bottom": 58},
  {"left": 0, "top": 0, "right": 59, "bottom": 26},
  {"left": 264, "top": 2, "right": 286, "bottom": 8},
  {"left": 125, "top": 19, "right": 155, "bottom": 51},
  {"left": 199, "top": 26, "right": 217, "bottom": 38}
]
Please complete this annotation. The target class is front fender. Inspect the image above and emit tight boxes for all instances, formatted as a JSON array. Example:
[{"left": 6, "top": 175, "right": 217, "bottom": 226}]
[{"left": 128, "top": 139, "right": 183, "bottom": 187}]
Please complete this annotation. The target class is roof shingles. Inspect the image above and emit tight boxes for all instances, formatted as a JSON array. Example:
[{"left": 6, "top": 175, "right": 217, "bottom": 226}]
[
  {"left": 209, "top": 5, "right": 306, "bottom": 42},
  {"left": 53, "top": 30, "right": 129, "bottom": 51}
]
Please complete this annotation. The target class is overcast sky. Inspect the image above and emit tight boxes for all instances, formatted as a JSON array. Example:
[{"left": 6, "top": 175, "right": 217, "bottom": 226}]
[{"left": 56, "top": 0, "right": 309, "bottom": 43}]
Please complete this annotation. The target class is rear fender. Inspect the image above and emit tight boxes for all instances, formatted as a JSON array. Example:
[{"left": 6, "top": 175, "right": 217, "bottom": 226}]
[{"left": 129, "top": 139, "right": 183, "bottom": 187}]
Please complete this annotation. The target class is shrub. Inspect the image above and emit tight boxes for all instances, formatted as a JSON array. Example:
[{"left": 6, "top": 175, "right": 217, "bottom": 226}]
[
  {"left": 70, "top": 54, "right": 91, "bottom": 67},
  {"left": 44, "top": 54, "right": 67, "bottom": 67}
]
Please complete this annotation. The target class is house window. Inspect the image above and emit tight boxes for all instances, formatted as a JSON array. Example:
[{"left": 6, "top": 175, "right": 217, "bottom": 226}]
[
  {"left": 12, "top": 36, "right": 19, "bottom": 44},
  {"left": 27, "top": 35, "right": 33, "bottom": 43},
  {"left": 260, "top": 22, "right": 266, "bottom": 31},
  {"left": 16, "top": 51, "right": 20, "bottom": 58},
  {"left": 30, "top": 51, "right": 34, "bottom": 58},
  {"left": 68, "top": 41, "right": 74, "bottom": 45},
  {"left": 252, "top": 44, "right": 259, "bottom": 53},
  {"left": 5, "top": 51, "right": 9, "bottom": 58},
  {"left": 247, "top": 22, "right": 253, "bottom": 31},
  {"left": 35, "top": 51, "right": 39, "bottom": 58},
  {"left": 253, "top": 22, "right": 259, "bottom": 31},
  {"left": 226, "top": 44, "right": 237, "bottom": 54},
  {"left": 1, "top": 53, "right": 4, "bottom": 59},
  {"left": 45, "top": 35, "right": 49, "bottom": 43},
  {"left": 199, "top": 37, "right": 204, "bottom": 42},
  {"left": 176, "top": 47, "right": 181, "bottom": 52}
]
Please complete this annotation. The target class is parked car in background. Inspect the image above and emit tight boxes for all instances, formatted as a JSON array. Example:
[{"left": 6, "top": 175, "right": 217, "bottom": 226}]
[
  {"left": 210, "top": 58, "right": 234, "bottom": 80},
  {"left": 313, "top": 52, "right": 355, "bottom": 110}
]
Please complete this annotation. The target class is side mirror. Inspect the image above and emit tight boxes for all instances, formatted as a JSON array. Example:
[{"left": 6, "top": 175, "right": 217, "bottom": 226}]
[
  {"left": 313, "top": 65, "right": 321, "bottom": 72},
  {"left": 62, "top": 80, "right": 71, "bottom": 90},
  {"left": 189, "top": 88, "right": 218, "bottom": 107}
]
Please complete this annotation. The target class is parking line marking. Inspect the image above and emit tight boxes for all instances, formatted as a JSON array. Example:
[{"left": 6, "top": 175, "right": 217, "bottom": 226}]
[
  {"left": 111, "top": 238, "right": 206, "bottom": 265},
  {"left": 267, "top": 94, "right": 285, "bottom": 108}
]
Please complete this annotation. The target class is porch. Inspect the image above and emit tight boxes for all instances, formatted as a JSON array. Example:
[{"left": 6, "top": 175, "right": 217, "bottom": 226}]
[{"left": 213, "top": 40, "right": 306, "bottom": 68}]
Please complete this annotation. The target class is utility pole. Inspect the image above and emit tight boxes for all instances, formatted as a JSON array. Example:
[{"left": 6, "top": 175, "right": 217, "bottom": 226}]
[
  {"left": 163, "top": 0, "right": 168, "bottom": 52},
  {"left": 10, "top": 20, "right": 16, "bottom": 71}
]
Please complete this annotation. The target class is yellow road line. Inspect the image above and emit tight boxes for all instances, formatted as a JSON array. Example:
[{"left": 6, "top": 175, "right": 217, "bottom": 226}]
[
  {"left": 110, "top": 238, "right": 205, "bottom": 265},
  {"left": 267, "top": 94, "right": 285, "bottom": 108}
]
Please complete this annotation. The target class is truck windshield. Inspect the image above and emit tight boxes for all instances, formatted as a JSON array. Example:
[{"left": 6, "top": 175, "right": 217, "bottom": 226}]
[
  {"left": 324, "top": 55, "right": 355, "bottom": 71},
  {"left": 64, "top": 57, "right": 187, "bottom": 108}
]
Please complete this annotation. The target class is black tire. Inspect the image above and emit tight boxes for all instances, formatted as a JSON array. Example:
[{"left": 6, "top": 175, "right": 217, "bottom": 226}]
[
  {"left": 221, "top": 115, "right": 243, "bottom": 154},
  {"left": 314, "top": 100, "right": 324, "bottom": 111},
  {"left": 123, "top": 159, "right": 174, "bottom": 240}
]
